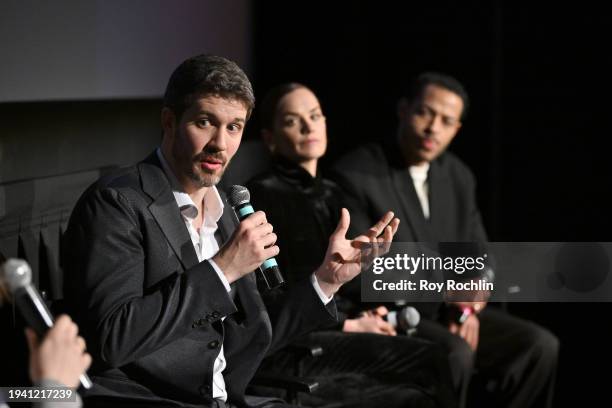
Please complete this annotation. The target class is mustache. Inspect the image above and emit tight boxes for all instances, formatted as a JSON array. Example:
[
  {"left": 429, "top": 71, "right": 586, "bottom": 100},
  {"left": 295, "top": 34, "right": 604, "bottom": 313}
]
[
  {"left": 194, "top": 149, "right": 227, "bottom": 164},
  {"left": 420, "top": 135, "right": 438, "bottom": 143}
]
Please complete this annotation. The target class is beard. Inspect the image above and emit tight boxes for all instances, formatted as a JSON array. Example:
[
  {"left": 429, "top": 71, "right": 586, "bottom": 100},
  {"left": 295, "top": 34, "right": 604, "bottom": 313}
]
[
  {"left": 186, "top": 166, "right": 221, "bottom": 188},
  {"left": 188, "top": 151, "right": 228, "bottom": 188},
  {"left": 173, "top": 143, "right": 228, "bottom": 189}
]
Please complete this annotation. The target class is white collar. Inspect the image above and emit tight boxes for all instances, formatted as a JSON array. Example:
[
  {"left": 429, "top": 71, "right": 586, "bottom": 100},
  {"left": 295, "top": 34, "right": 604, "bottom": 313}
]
[
  {"left": 409, "top": 162, "right": 430, "bottom": 182},
  {"left": 156, "top": 148, "right": 224, "bottom": 224}
]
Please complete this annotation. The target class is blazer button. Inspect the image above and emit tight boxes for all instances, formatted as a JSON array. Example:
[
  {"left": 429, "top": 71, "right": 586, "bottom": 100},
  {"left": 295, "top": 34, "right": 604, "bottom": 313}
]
[
  {"left": 199, "top": 384, "right": 211, "bottom": 396},
  {"left": 208, "top": 340, "right": 220, "bottom": 349},
  {"left": 192, "top": 319, "right": 206, "bottom": 328},
  {"left": 212, "top": 311, "right": 221, "bottom": 318}
]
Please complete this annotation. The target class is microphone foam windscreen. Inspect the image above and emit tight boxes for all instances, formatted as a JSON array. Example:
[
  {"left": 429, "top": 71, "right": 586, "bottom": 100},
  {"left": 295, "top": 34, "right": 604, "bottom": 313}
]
[
  {"left": 1, "top": 258, "right": 32, "bottom": 292},
  {"left": 228, "top": 185, "right": 250, "bottom": 207},
  {"left": 403, "top": 306, "right": 421, "bottom": 328}
]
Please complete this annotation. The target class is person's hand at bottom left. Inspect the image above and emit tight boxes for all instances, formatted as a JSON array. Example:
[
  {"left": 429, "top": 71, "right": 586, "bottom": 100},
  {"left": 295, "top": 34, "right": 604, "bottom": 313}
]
[{"left": 25, "top": 314, "right": 92, "bottom": 389}]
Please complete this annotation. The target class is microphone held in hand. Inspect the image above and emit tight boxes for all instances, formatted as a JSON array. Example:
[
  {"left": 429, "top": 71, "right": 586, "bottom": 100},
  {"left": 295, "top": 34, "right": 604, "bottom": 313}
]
[
  {"left": 0, "top": 258, "right": 93, "bottom": 389},
  {"left": 228, "top": 185, "right": 284, "bottom": 289},
  {"left": 386, "top": 306, "right": 421, "bottom": 336}
]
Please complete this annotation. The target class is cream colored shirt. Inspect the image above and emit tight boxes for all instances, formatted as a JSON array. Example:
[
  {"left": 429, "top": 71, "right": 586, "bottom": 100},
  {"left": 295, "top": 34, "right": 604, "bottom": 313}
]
[{"left": 409, "top": 163, "right": 430, "bottom": 219}]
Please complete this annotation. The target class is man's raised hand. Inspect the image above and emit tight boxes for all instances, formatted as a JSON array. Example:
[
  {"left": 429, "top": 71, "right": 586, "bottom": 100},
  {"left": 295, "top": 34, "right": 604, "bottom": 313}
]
[{"left": 315, "top": 208, "right": 400, "bottom": 297}]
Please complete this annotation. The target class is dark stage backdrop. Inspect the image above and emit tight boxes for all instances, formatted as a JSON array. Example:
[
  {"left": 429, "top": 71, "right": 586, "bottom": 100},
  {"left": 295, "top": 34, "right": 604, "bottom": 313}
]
[{"left": 251, "top": 2, "right": 611, "bottom": 407}]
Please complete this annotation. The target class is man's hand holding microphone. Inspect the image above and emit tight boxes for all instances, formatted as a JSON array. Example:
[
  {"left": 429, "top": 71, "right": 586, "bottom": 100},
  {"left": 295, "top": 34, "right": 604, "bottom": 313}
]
[{"left": 213, "top": 186, "right": 400, "bottom": 297}]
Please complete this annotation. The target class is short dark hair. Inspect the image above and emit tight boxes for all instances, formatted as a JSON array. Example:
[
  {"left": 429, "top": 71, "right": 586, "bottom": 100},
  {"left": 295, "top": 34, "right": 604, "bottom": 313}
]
[
  {"left": 403, "top": 72, "right": 470, "bottom": 120},
  {"left": 259, "top": 82, "right": 310, "bottom": 130},
  {"left": 163, "top": 54, "right": 255, "bottom": 121}
]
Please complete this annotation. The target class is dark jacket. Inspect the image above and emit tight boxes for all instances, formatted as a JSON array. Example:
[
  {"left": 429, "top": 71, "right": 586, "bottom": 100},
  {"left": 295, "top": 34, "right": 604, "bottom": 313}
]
[
  {"left": 247, "top": 156, "right": 352, "bottom": 326},
  {"left": 62, "top": 152, "right": 336, "bottom": 407},
  {"left": 330, "top": 140, "right": 488, "bottom": 317}
]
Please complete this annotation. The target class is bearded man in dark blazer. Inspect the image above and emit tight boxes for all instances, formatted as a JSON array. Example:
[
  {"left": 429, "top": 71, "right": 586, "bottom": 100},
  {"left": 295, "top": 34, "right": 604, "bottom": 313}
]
[
  {"left": 331, "top": 72, "right": 559, "bottom": 408},
  {"left": 61, "top": 54, "right": 399, "bottom": 408}
]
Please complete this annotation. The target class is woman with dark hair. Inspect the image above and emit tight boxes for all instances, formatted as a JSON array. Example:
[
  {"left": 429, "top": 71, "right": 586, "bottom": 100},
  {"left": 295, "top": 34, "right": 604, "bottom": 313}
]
[{"left": 247, "top": 84, "right": 456, "bottom": 408}]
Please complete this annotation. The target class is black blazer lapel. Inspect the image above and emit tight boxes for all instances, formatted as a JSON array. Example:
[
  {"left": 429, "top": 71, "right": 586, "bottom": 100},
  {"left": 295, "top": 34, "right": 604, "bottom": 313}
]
[
  {"left": 384, "top": 141, "right": 434, "bottom": 242},
  {"left": 383, "top": 139, "right": 433, "bottom": 242},
  {"left": 215, "top": 192, "right": 238, "bottom": 246},
  {"left": 427, "top": 156, "right": 454, "bottom": 241},
  {"left": 390, "top": 167, "right": 435, "bottom": 242},
  {"left": 139, "top": 153, "right": 199, "bottom": 270}
]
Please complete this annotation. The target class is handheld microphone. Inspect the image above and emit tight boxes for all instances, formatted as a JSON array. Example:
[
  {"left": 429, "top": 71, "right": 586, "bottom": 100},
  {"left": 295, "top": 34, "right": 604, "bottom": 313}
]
[
  {"left": 0, "top": 258, "right": 93, "bottom": 389},
  {"left": 228, "top": 185, "right": 284, "bottom": 289},
  {"left": 386, "top": 306, "right": 420, "bottom": 336}
]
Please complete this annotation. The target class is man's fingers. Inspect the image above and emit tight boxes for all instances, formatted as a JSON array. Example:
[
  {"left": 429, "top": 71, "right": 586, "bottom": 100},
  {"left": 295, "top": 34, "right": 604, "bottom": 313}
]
[
  {"left": 390, "top": 218, "right": 400, "bottom": 236},
  {"left": 67, "top": 321, "right": 79, "bottom": 340},
  {"left": 53, "top": 315, "right": 78, "bottom": 339},
  {"left": 263, "top": 245, "right": 280, "bottom": 260},
  {"left": 381, "top": 225, "right": 392, "bottom": 243},
  {"left": 54, "top": 314, "right": 72, "bottom": 328},
  {"left": 464, "top": 325, "right": 472, "bottom": 345},
  {"left": 82, "top": 352, "right": 93, "bottom": 371},
  {"left": 379, "top": 218, "right": 400, "bottom": 243},
  {"left": 372, "top": 218, "right": 400, "bottom": 257},
  {"left": 373, "top": 320, "right": 396, "bottom": 336},
  {"left": 371, "top": 225, "right": 393, "bottom": 258},
  {"left": 367, "top": 211, "right": 394, "bottom": 238},
  {"left": 260, "top": 232, "right": 278, "bottom": 248},
  {"left": 459, "top": 321, "right": 469, "bottom": 339},
  {"left": 252, "top": 222, "right": 274, "bottom": 238},
  {"left": 332, "top": 208, "right": 350, "bottom": 239},
  {"left": 374, "top": 306, "right": 389, "bottom": 316},
  {"left": 380, "top": 322, "right": 397, "bottom": 336},
  {"left": 242, "top": 211, "right": 267, "bottom": 228},
  {"left": 371, "top": 314, "right": 396, "bottom": 336},
  {"left": 75, "top": 336, "right": 87, "bottom": 352},
  {"left": 468, "top": 328, "right": 478, "bottom": 351},
  {"left": 468, "top": 332, "right": 476, "bottom": 350},
  {"left": 387, "top": 218, "right": 399, "bottom": 235}
]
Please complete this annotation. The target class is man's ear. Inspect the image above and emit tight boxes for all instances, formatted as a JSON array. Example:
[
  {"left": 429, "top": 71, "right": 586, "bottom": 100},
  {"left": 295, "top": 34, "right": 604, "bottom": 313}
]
[
  {"left": 161, "top": 107, "right": 177, "bottom": 140},
  {"left": 261, "top": 129, "right": 275, "bottom": 153},
  {"left": 447, "top": 122, "right": 463, "bottom": 144}
]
